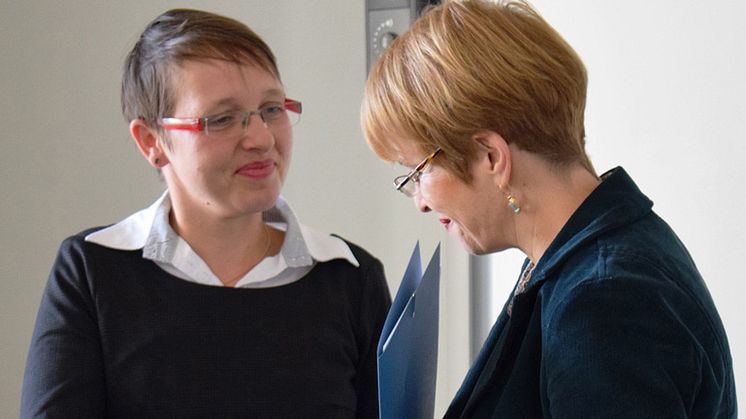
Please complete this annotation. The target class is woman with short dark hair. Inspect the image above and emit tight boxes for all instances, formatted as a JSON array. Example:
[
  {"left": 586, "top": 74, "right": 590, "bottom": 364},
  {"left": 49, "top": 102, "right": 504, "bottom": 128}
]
[{"left": 22, "top": 9, "right": 390, "bottom": 418}]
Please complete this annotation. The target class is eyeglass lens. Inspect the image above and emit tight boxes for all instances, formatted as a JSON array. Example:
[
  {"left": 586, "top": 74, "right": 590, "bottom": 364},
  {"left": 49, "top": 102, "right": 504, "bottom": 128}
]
[
  {"left": 205, "top": 107, "right": 300, "bottom": 137},
  {"left": 394, "top": 148, "right": 441, "bottom": 197}
]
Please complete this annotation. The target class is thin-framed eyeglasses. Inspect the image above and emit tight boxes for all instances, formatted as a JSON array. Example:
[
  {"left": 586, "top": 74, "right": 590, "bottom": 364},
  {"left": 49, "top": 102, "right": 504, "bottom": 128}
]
[
  {"left": 394, "top": 148, "right": 442, "bottom": 198},
  {"left": 159, "top": 98, "right": 302, "bottom": 138}
]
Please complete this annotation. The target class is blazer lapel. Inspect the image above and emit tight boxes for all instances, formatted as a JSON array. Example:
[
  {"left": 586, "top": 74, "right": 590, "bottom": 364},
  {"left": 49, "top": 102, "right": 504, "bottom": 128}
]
[{"left": 461, "top": 288, "right": 538, "bottom": 416}]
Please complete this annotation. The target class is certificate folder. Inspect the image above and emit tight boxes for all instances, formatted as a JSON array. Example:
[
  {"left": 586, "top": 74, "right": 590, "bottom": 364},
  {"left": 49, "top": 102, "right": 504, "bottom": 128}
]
[{"left": 378, "top": 242, "right": 440, "bottom": 419}]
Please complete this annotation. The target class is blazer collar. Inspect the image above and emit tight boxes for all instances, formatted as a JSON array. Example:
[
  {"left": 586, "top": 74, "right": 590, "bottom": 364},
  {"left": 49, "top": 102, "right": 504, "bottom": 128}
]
[{"left": 522, "top": 166, "right": 653, "bottom": 297}]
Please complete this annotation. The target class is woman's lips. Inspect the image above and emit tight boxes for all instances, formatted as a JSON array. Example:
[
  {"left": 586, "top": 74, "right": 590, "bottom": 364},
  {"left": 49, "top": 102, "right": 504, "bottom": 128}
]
[
  {"left": 236, "top": 160, "right": 274, "bottom": 179},
  {"left": 439, "top": 217, "right": 452, "bottom": 230}
]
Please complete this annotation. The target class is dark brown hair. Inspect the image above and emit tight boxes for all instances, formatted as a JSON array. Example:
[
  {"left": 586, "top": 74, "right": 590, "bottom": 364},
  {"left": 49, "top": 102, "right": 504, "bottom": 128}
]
[{"left": 121, "top": 9, "right": 279, "bottom": 124}]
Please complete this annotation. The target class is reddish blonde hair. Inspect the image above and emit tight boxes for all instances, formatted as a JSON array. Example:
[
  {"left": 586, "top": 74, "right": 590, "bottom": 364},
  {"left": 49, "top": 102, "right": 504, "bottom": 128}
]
[{"left": 362, "top": 0, "right": 594, "bottom": 181}]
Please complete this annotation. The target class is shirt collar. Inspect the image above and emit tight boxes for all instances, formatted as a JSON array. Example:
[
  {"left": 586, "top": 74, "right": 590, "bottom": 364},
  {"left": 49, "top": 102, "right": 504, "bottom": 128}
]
[{"left": 84, "top": 191, "right": 359, "bottom": 268}]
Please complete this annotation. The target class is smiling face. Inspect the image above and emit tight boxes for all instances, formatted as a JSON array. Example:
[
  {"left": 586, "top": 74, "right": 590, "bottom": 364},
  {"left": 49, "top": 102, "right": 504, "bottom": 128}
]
[
  {"left": 397, "top": 139, "right": 514, "bottom": 255},
  {"left": 158, "top": 59, "right": 292, "bottom": 221}
]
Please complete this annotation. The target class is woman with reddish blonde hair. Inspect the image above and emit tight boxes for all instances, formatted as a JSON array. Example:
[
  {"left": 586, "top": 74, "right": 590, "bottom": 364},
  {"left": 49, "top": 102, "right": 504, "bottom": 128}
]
[{"left": 362, "top": 0, "right": 736, "bottom": 417}]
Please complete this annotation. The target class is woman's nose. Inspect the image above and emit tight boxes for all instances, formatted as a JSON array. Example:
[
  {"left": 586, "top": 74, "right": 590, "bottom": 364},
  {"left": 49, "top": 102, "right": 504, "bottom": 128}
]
[
  {"left": 240, "top": 114, "right": 274, "bottom": 150},
  {"left": 413, "top": 189, "right": 431, "bottom": 213}
]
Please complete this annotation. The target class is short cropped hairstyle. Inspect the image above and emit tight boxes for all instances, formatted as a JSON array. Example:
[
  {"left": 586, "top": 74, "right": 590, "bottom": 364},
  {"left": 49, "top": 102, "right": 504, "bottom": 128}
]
[
  {"left": 122, "top": 8, "right": 279, "bottom": 124},
  {"left": 362, "top": 0, "right": 594, "bottom": 182}
]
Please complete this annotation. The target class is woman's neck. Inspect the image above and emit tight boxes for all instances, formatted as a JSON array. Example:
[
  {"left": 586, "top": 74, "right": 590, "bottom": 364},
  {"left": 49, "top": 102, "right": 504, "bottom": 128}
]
[
  {"left": 511, "top": 158, "right": 600, "bottom": 264},
  {"left": 169, "top": 205, "right": 276, "bottom": 287}
]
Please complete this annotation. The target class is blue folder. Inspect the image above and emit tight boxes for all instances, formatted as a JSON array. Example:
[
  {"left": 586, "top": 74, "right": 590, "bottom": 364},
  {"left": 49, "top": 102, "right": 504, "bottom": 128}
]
[{"left": 378, "top": 242, "right": 441, "bottom": 419}]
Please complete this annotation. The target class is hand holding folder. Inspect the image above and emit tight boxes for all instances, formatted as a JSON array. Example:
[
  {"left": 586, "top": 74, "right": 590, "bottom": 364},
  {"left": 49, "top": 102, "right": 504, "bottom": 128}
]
[{"left": 378, "top": 243, "right": 440, "bottom": 419}]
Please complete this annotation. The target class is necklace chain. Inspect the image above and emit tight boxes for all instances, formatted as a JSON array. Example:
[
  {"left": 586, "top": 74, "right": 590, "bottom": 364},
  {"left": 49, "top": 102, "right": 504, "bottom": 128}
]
[
  {"left": 507, "top": 261, "right": 535, "bottom": 316},
  {"left": 222, "top": 223, "right": 271, "bottom": 288},
  {"left": 259, "top": 223, "right": 271, "bottom": 260}
]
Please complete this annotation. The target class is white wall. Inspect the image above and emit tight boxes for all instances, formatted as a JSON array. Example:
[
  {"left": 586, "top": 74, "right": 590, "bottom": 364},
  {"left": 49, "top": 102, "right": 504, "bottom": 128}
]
[{"left": 1, "top": 1, "right": 743, "bottom": 417}]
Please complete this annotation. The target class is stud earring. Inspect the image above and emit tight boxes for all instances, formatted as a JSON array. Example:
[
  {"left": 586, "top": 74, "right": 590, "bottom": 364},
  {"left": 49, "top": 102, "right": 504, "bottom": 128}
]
[
  {"left": 154, "top": 157, "right": 160, "bottom": 165},
  {"left": 507, "top": 194, "right": 520, "bottom": 214}
]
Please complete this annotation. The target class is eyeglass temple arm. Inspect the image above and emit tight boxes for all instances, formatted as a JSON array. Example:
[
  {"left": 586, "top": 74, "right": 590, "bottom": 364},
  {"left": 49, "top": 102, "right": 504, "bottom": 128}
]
[
  {"left": 160, "top": 118, "right": 203, "bottom": 132},
  {"left": 284, "top": 98, "right": 302, "bottom": 114}
]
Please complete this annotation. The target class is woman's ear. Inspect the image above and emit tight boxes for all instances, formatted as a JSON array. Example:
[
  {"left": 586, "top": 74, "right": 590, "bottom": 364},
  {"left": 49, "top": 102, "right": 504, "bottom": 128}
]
[
  {"left": 130, "top": 119, "right": 168, "bottom": 168},
  {"left": 473, "top": 131, "right": 512, "bottom": 186}
]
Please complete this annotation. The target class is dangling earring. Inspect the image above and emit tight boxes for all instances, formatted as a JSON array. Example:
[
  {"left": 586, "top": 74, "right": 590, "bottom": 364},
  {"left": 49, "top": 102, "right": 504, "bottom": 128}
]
[{"left": 506, "top": 194, "right": 520, "bottom": 214}]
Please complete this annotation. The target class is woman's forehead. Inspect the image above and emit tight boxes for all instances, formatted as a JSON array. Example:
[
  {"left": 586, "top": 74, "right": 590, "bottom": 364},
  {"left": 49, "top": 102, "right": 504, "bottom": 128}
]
[{"left": 169, "top": 59, "right": 283, "bottom": 112}]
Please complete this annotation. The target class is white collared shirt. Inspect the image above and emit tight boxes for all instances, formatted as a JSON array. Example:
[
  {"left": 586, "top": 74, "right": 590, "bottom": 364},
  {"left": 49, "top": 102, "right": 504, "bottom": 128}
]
[{"left": 85, "top": 192, "right": 358, "bottom": 288}]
